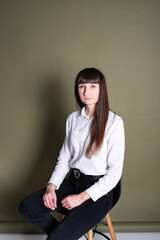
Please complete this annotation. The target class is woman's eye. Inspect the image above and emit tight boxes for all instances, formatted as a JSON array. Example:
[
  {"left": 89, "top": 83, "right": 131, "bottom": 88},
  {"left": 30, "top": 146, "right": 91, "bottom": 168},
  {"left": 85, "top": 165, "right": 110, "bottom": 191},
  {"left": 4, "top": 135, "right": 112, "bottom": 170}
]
[
  {"left": 91, "top": 85, "right": 96, "bottom": 88},
  {"left": 79, "top": 85, "right": 84, "bottom": 89}
]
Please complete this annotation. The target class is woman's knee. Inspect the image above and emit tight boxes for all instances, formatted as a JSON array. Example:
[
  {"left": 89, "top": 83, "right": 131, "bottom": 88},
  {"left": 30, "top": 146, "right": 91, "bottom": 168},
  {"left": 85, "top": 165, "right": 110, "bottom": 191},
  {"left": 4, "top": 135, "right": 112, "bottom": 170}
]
[
  {"left": 18, "top": 194, "right": 40, "bottom": 220},
  {"left": 18, "top": 188, "right": 47, "bottom": 220},
  {"left": 18, "top": 196, "right": 35, "bottom": 220}
]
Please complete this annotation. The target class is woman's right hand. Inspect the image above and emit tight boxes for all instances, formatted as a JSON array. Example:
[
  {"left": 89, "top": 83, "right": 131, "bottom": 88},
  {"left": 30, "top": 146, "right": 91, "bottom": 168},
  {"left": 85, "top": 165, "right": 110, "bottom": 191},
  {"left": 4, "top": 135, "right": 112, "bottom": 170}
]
[{"left": 43, "top": 183, "right": 57, "bottom": 210}]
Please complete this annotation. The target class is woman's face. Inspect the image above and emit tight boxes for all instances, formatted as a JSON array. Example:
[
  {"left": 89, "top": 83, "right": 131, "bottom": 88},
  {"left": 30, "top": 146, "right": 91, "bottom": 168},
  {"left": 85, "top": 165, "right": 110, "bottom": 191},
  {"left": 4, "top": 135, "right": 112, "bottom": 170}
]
[{"left": 78, "top": 83, "right": 100, "bottom": 108}]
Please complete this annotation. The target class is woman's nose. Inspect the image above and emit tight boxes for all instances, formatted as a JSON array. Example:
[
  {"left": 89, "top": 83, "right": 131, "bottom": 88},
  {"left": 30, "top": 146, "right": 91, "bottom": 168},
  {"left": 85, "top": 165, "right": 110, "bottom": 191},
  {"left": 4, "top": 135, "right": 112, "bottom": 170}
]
[{"left": 84, "top": 86, "right": 89, "bottom": 95}]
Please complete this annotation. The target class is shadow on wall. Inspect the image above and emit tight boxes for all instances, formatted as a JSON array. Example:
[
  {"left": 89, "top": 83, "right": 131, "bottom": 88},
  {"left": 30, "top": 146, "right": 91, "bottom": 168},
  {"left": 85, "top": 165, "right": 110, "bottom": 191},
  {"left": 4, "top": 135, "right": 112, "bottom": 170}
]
[
  {"left": 23, "top": 76, "right": 68, "bottom": 190},
  {"left": 3, "top": 74, "right": 70, "bottom": 220}
]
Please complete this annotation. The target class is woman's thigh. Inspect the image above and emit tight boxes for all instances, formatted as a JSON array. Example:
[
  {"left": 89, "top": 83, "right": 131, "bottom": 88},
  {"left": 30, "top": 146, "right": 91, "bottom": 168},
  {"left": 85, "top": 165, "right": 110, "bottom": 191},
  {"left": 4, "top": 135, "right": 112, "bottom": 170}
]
[{"left": 47, "top": 191, "right": 113, "bottom": 240}]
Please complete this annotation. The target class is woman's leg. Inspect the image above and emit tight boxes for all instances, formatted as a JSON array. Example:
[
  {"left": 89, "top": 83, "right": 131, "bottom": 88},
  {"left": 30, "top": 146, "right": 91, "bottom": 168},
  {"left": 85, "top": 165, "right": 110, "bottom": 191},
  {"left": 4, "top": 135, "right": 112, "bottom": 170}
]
[
  {"left": 18, "top": 179, "right": 75, "bottom": 235},
  {"left": 47, "top": 190, "right": 113, "bottom": 240}
]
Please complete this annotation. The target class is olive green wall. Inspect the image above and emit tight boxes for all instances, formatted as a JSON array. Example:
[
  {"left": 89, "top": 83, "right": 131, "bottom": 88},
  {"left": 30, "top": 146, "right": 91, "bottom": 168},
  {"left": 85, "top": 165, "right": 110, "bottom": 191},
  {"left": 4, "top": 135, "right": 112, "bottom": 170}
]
[{"left": 0, "top": 0, "right": 160, "bottom": 233}]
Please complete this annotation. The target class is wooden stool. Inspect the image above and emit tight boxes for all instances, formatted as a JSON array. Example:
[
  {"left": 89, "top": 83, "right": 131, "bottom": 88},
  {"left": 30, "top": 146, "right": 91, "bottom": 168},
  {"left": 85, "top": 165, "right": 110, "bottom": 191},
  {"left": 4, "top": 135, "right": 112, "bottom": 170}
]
[
  {"left": 87, "top": 179, "right": 121, "bottom": 240},
  {"left": 59, "top": 212, "right": 117, "bottom": 240},
  {"left": 59, "top": 180, "right": 121, "bottom": 239}
]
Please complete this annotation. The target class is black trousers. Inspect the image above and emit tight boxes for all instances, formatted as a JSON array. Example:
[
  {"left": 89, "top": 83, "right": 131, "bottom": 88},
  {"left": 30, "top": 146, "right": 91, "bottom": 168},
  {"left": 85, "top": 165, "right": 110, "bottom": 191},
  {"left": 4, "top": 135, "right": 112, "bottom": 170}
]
[{"left": 19, "top": 170, "right": 113, "bottom": 240}]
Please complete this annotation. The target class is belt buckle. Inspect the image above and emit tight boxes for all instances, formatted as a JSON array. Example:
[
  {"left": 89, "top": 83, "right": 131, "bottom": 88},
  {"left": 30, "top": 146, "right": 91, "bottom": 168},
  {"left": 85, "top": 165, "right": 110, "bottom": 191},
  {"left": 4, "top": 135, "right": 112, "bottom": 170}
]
[{"left": 74, "top": 169, "right": 80, "bottom": 178}]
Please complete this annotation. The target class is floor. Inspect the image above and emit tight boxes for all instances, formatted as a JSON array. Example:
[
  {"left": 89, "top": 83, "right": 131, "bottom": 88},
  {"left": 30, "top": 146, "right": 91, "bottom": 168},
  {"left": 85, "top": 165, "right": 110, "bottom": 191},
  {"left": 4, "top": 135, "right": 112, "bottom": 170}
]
[{"left": 0, "top": 233, "right": 160, "bottom": 240}]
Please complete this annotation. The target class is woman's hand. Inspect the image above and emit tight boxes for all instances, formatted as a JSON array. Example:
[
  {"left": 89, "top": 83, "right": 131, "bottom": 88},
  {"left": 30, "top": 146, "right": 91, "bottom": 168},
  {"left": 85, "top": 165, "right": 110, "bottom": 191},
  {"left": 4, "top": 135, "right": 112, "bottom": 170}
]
[
  {"left": 43, "top": 183, "right": 57, "bottom": 210},
  {"left": 61, "top": 191, "right": 90, "bottom": 210}
]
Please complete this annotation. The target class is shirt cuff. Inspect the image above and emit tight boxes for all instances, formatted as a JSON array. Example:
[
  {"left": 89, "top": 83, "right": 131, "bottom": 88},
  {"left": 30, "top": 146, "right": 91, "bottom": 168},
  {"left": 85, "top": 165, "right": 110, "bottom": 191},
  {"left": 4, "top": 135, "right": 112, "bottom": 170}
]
[
  {"left": 48, "top": 175, "right": 62, "bottom": 190},
  {"left": 85, "top": 185, "right": 104, "bottom": 202}
]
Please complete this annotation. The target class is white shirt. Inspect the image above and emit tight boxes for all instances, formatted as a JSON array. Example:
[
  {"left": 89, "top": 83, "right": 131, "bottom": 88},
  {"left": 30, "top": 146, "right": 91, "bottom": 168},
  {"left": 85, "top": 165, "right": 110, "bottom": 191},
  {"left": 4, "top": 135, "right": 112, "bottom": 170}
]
[{"left": 48, "top": 107, "right": 125, "bottom": 201}]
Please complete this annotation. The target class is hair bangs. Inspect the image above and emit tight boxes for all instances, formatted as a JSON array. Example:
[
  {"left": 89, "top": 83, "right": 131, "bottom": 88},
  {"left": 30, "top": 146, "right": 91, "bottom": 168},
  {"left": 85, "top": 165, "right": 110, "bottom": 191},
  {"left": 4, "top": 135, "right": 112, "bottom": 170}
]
[
  {"left": 77, "top": 77, "right": 100, "bottom": 84},
  {"left": 76, "top": 68, "right": 100, "bottom": 85}
]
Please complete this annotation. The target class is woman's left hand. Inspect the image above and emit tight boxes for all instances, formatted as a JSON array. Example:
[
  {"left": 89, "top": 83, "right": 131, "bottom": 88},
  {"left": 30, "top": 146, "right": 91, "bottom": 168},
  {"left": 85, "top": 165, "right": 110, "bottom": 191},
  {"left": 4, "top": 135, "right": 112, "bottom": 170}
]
[{"left": 61, "top": 191, "right": 90, "bottom": 210}]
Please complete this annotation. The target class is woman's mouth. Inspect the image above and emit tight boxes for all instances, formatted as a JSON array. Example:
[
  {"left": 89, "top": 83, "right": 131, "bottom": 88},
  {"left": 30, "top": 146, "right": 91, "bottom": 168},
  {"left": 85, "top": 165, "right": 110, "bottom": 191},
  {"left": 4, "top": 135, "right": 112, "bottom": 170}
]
[{"left": 84, "top": 98, "right": 91, "bottom": 100}]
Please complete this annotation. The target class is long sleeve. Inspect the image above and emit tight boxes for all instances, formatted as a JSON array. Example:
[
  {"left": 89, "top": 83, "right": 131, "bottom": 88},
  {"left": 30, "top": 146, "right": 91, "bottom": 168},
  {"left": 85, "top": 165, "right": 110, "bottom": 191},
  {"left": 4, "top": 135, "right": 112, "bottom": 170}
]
[
  {"left": 48, "top": 115, "right": 72, "bottom": 189},
  {"left": 86, "top": 117, "right": 125, "bottom": 201}
]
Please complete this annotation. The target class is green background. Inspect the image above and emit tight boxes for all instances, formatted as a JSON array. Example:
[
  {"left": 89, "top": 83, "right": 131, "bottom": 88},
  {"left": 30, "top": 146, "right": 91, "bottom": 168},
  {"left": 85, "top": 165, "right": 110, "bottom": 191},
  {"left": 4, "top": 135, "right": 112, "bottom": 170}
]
[{"left": 0, "top": 0, "right": 160, "bottom": 232}]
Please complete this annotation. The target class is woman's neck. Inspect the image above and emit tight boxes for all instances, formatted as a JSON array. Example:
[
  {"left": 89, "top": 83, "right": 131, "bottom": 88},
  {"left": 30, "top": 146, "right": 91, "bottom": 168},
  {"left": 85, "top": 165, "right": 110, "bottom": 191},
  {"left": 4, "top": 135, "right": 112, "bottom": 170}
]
[{"left": 85, "top": 105, "right": 96, "bottom": 119}]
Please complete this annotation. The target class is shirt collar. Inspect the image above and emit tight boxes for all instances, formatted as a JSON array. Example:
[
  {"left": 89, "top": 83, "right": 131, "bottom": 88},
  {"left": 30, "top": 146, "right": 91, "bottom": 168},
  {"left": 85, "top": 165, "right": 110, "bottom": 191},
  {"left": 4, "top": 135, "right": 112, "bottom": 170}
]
[
  {"left": 81, "top": 107, "right": 86, "bottom": 117},
  {"left": 80, "top": 107, "right": 93, "bottom": 121}
]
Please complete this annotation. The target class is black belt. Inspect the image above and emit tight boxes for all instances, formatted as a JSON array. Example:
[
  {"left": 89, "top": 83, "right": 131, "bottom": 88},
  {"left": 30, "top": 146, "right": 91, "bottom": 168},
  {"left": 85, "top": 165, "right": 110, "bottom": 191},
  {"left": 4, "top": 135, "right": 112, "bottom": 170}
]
[{"left": 72, "top": 168, "right": 104, "bottom": 182}]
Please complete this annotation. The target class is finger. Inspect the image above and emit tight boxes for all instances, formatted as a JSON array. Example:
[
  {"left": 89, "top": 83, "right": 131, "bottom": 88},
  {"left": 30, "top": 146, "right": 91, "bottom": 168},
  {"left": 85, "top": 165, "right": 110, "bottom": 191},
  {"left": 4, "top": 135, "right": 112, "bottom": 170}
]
[
  {"left": 63, "top": 204, "right": 70, "bottom": 209},
  {"left": 68, "top": 207, "right": 72, "bottom": 210},
  {"left": 44, "top": 196, "right": 52, "bottom": 209},
  {"left": 61, "top": 198, "right": 68, "bottom": 206},
  {"left": 44, "top": 200, "right": 50, "bottom": 209},
  {"left": 48, "top": 195, "right": 55, "bottom": 208},
  {"left": 48, "top": 195, "right": 56, "bottom": 209},
  {"left": 44, "top": 195, "right": 54, "bottom": 209},
  {"left": 61, "top": 199, "right": 67, "bottom": 207},
  {"left": 63, "top": 204, "right": 72, "bottom": 210},
  {"left": 52, "top": 195, "right": 57, "bottom": 209},
  {"left": 61, "top": 200, "right": 71, "bottom": 210},
  {"left": 61, "top": 196, "right": 69, "bottom": 205}
]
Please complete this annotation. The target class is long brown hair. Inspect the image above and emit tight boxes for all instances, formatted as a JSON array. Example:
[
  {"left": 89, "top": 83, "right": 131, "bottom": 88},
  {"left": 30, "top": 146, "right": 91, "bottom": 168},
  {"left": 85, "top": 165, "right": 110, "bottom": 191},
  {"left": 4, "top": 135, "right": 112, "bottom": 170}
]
[{"left": 75, "top": 68, "right": 109, "bottom": 158}]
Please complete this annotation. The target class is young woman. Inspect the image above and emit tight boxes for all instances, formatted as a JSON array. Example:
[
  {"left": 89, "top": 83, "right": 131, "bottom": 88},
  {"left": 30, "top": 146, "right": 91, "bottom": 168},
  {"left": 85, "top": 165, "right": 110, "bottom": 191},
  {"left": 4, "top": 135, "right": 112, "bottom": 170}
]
[{"left": 19, "top": 67, "right": 125, "bottom": 240}]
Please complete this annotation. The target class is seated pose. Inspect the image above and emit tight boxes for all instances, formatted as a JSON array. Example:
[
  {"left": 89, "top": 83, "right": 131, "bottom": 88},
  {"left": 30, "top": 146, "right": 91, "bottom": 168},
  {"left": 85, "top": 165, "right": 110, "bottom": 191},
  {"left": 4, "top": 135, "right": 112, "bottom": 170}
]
[{"left": 19, "top": 67, "right": 125, "bottom": 240}]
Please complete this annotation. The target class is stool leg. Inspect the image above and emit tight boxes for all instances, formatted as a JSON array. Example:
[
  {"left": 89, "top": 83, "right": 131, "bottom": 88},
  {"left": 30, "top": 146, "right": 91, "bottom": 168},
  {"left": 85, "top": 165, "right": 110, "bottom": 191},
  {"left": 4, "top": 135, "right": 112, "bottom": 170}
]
[
  {"left": 87, "top": 229, "right": 93, "bottom": 240},
  {"left": 105, "top": 213, "right": 117, "bottom": 240}
]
